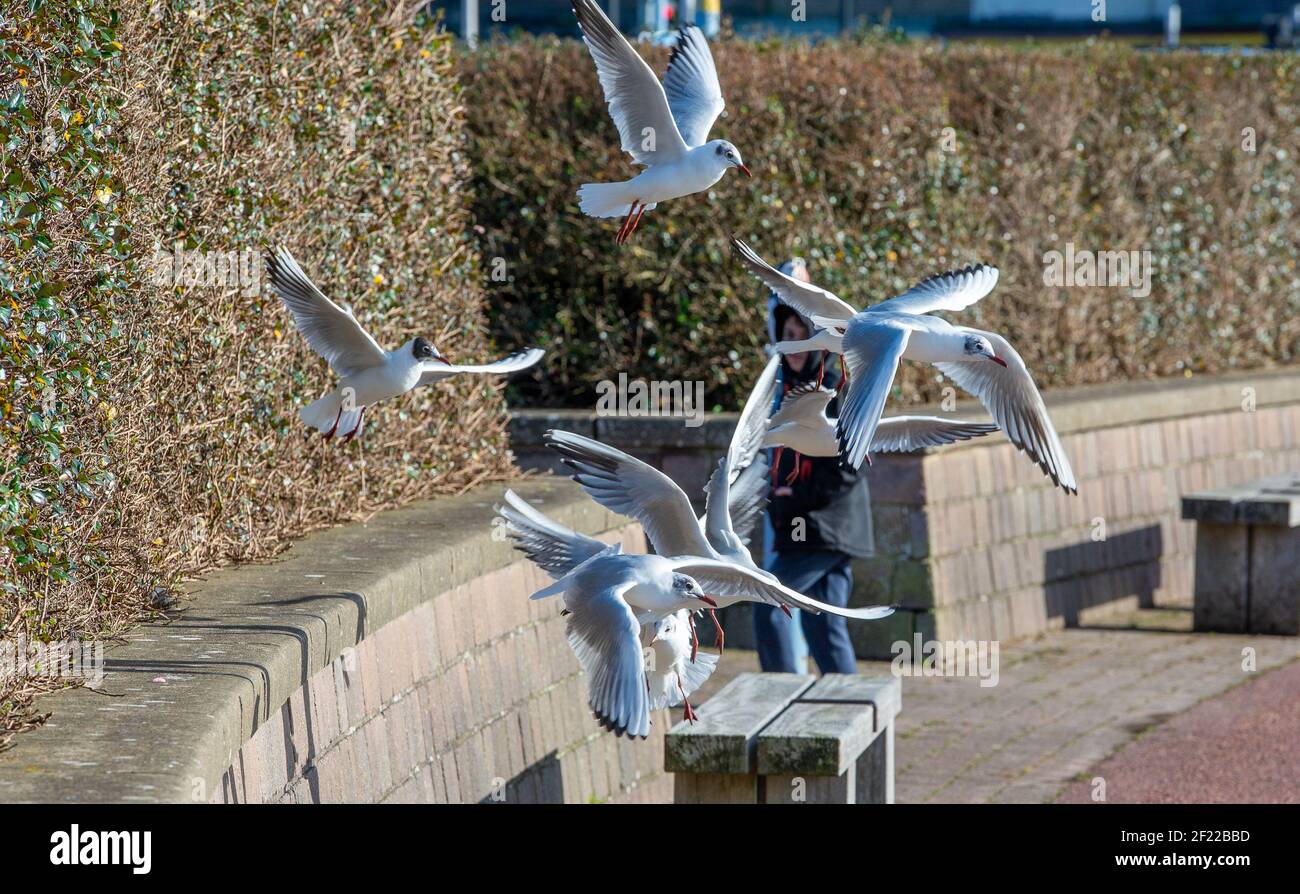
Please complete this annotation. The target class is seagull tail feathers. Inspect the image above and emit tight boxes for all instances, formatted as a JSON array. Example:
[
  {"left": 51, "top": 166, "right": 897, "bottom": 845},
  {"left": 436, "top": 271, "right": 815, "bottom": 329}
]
[
  {"left": 300, "top": 389, "right": 354, "bottom": 435},
  {"left": 578, "top": 182, "right": 639, "bottom": 219}
]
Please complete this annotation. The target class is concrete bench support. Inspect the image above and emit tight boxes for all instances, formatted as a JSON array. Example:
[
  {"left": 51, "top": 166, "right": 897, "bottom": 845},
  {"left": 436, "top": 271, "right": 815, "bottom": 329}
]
[
  {"left": 1182, "top": 474, "right": 1300, "bottom": 635},
  {"left": 665, "top": 673, "right": 901, "bottom": 804}
]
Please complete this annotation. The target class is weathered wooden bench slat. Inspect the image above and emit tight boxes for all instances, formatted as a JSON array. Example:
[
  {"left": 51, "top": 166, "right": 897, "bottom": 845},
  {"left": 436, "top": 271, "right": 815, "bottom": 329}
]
[
  {"left": 667, "top": 673, "right": 901, "bottom": 804},
  {"left": 756, "top": 702, "right": 876, "bottom": 776},
  {"left": 799, "top": 674, "right": 902, "bottom": 729},
  {"left": 663, "top": 673, "right": 814, "bottom": 775}
]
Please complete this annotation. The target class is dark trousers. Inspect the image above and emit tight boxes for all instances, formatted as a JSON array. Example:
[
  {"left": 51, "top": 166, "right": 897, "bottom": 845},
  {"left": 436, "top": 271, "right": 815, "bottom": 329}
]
[{"left": 753, "top": 550, "right": 858, "bottom": 675}]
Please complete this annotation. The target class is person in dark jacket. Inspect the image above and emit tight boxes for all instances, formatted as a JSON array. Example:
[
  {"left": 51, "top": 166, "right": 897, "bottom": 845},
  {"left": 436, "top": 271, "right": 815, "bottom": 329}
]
[{"left": 753, "top": 265, "right": 875, "bottom": 675}]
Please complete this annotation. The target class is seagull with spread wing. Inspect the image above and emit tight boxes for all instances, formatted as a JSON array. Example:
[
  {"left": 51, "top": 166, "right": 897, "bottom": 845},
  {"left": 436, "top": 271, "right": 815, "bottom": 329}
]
[
  {"left": 572, "top": 0, "right": 751, "bottom": 244},
  {"left": 543, "top": 429, "right": 895, "bottom": 637},
  {"left": 494, "top": 490, "right": 719, "bottom": 725},
  {"left": 763, "top": 383, "right": 999, "bottom": 458},
  {"left": 731, "top": 237, "right": 1078, "bottom": 493},
  {"left": 529, "top": 551, "right": 719, "bottom": 738},
  {"left": 266, "top": 247, "right": 544, "bottom": 441}
]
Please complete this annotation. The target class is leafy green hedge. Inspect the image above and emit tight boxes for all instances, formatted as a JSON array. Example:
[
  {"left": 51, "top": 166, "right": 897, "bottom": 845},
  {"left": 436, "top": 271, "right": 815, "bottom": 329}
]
[
  {"left": 1, "top": 0, "right": 128, "bottom": 739},
  {"left": 2, "top": 1, "right": 511, "bottom": 737},
  {"left": 2, "top": 0, "right": 127, "bottom": 625},
  {"left": 461, "top": 35, "right": 1299, "bottom": 409}
]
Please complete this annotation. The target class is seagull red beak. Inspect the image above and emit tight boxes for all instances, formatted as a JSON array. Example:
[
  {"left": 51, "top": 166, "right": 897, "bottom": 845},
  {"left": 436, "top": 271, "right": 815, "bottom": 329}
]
[
  {"left": 738, "top": 163, "right": 752, "bottom": 179},
  {"left": 990, "top": 355, "right": 1008, "bottom": 367},
  {"left": 698, "top": 594, "right": 718, "bottom": 607}
]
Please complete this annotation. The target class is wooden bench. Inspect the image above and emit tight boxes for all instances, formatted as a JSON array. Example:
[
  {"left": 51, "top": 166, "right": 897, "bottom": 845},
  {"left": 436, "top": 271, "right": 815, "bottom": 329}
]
[
  {"left": 664, "top": 673, "right": 900, "bottom": 804},
  {"left": 1181, "top": 473, "right": 1300, "bottom": 635}
]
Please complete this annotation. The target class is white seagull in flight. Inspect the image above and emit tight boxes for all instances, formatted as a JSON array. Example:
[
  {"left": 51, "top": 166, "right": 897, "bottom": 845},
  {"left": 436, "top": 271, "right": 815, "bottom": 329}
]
[
  {"left": 731, "top": 237, "right": 1078, "bottom": 493},
  {"left": 645, "top": 610, "right": 718, "bottom": 724},
  {"left": 530, "top": 551, "right": 719, "bottom": 738},
  {"left": 544, "top": 429, "right": 895, "bottom": 625},
  {"left": 494, "top": 490, "right": 719, "bottom": 726},
  {"left": 572, "top": 0, "right": 751, "bottom": 244},
  {"left": 266, "top": 247, "right": 544, "bottom": 441},
  {"left": 763, "top": 383, "right": 999, "bottom": 458}
]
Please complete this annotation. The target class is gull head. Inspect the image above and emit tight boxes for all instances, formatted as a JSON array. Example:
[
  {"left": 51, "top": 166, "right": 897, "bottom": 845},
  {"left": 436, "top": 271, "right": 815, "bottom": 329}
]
[
  {"left": 411, "top": 336, "right": 448, "bottom": 364},
  {"left": 650, "top": 613, "right": 677, "bottom": 645},
  {"left": 671, "top": 573, "right": 717, "bottom": 608},
  {"left": 963, "top": 334, "right": 1007, "bottom": 367},
  {"left": 710, "top": 140, "right": 751, "bottom": 178}
]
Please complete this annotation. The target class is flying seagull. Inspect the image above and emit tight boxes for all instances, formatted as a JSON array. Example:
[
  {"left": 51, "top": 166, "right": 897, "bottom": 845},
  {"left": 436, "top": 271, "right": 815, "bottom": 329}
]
[
  {"left": 763, "top": 383, "right": 999, "bottom": 457},
  {"left": 530, "top": 552, "right": 718, "bottom": 738},
  {"left": 731, "top": 237, "right": 1078, "bottom": 493},
  {"left": 495, "top": 489, "right": 719, "bottom": 724},
  {"left": 543, "top": 429, "right": 895, "bottom": 624},
  {"left": 572, "top": 0, "right": 751, "bottom": 244},
  {"left": 266, "top": 247, "right": 544, "bottom": 440},
  {"left": 645, "top": 610, "right": 718, "bottom": 723}
]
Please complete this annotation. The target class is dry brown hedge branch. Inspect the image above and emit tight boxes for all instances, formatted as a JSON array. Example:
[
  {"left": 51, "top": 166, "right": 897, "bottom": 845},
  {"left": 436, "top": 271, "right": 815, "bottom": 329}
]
[
  {"left": 461, "top": 36, "right": 1300, "bottom": 410},
  {"left": 2, "top": 1, "right": 514, "bottom": 734}
]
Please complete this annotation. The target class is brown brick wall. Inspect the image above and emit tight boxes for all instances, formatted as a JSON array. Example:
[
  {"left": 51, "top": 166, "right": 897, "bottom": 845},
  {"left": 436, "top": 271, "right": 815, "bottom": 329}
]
[
  {"left": 867, "top": 404, "right": 1300, "bottom": 651},
  {"left": 214, "top": 524, "right": 675, "bottom": 804}
]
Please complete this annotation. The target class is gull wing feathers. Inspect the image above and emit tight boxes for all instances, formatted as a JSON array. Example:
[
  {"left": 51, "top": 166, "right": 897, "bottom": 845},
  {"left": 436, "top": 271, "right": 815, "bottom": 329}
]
[
  {"left": 265, "top": 247, "right": 387, "bottom": 378},
  {"left": 700, "top": 353, "right": 780, "bottom": 554},
  {"left": 671, "top": 558, "right": 894, "bottom": 619},
  {"left": 725, "top": 451, "right": 769, "bottom": 548},
  {"left": 677, "top": 651, "right": 719, "bottom": 702},
  {"left": 868, "top": 263, "right": 1000, "bottom": 315},
  {"left": 566, "top": 581, "right": 651, "bottom": 738},
  {"left": 496, "top": 489, "right": 617, "bottom": 580},
  {"left": 662, "top": 25, "right": 725, "bottom": 148},
  {"left": 835, "top": 319, "right": 912, "bottom": 470},
  {"left": 727, "top": 353, "right": 781, "bottom": 476},
  {"left": 544, "top": 430, "right": 714, "bottom": 558},
  {"left": 417, "top": 348, "right": 544, "bottom": 386},
  {"left": 768, "top": 383, "right": 834, "bottom": 429},
  {"left": 936, "top": 329, "right": 1078, "bottom": 493},
  {"left": 573, "top": 0, "right": 689, "bottom": 165},
  {"left": 731, "top": 237, "right": 858, "bottom": 325},
  {"left": 871, "top": 417, "right": 1000, "bottom": 453}
]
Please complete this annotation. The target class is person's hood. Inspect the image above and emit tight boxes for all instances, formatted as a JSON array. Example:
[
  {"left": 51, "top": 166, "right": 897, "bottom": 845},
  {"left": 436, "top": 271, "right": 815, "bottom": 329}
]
[{"left": 765, "top": 257, "right": 811, "bottom": 344}]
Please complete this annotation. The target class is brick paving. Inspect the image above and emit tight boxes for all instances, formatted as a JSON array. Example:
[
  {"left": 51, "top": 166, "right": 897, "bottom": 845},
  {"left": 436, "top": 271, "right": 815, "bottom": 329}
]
[
  {"left": 1056, "top": 659, "right": 1300, "bottom": 803},
  {"left": 682, "top": 610, "right": 1300, "bottom": 804}
]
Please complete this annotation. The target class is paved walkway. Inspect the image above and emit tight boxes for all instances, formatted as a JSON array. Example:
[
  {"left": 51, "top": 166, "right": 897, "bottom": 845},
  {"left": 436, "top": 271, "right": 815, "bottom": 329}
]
[
  {"left": 1057, "top": 658, "right": 1300, "bottom": 803},
  {"left": 684, "top": 611, "right": 1300, "bottom": 804}
]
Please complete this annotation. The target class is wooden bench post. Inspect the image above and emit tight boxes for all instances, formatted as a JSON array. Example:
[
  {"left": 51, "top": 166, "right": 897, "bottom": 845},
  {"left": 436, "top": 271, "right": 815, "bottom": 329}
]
[
  {"left": 1182, "top": 474, "right": 1300, "bottom": 636},
  {"left": 665, "top": 673, "right": 901, "bottom": 804}
]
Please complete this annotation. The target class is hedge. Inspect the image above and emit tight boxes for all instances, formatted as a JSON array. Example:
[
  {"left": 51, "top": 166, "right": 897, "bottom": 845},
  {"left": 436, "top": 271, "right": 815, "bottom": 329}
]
[
  {"left": 1, "top": 1, "right": 511, "bottom": 740},
  {"left": 460, "top": 34, "right": 1299, "bottom": 409}
]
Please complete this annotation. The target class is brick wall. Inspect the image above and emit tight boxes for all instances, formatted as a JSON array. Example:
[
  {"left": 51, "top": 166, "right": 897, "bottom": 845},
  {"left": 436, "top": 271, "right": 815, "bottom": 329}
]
[
  {"left": 511, "top": 368, "right": 1300, "bottom": 657},
  {"left": 213, "top": 523, "right": 673, "bottom": 804},
  {"left": 0, "top": 479, "right": 675, "bottom": 804}
]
